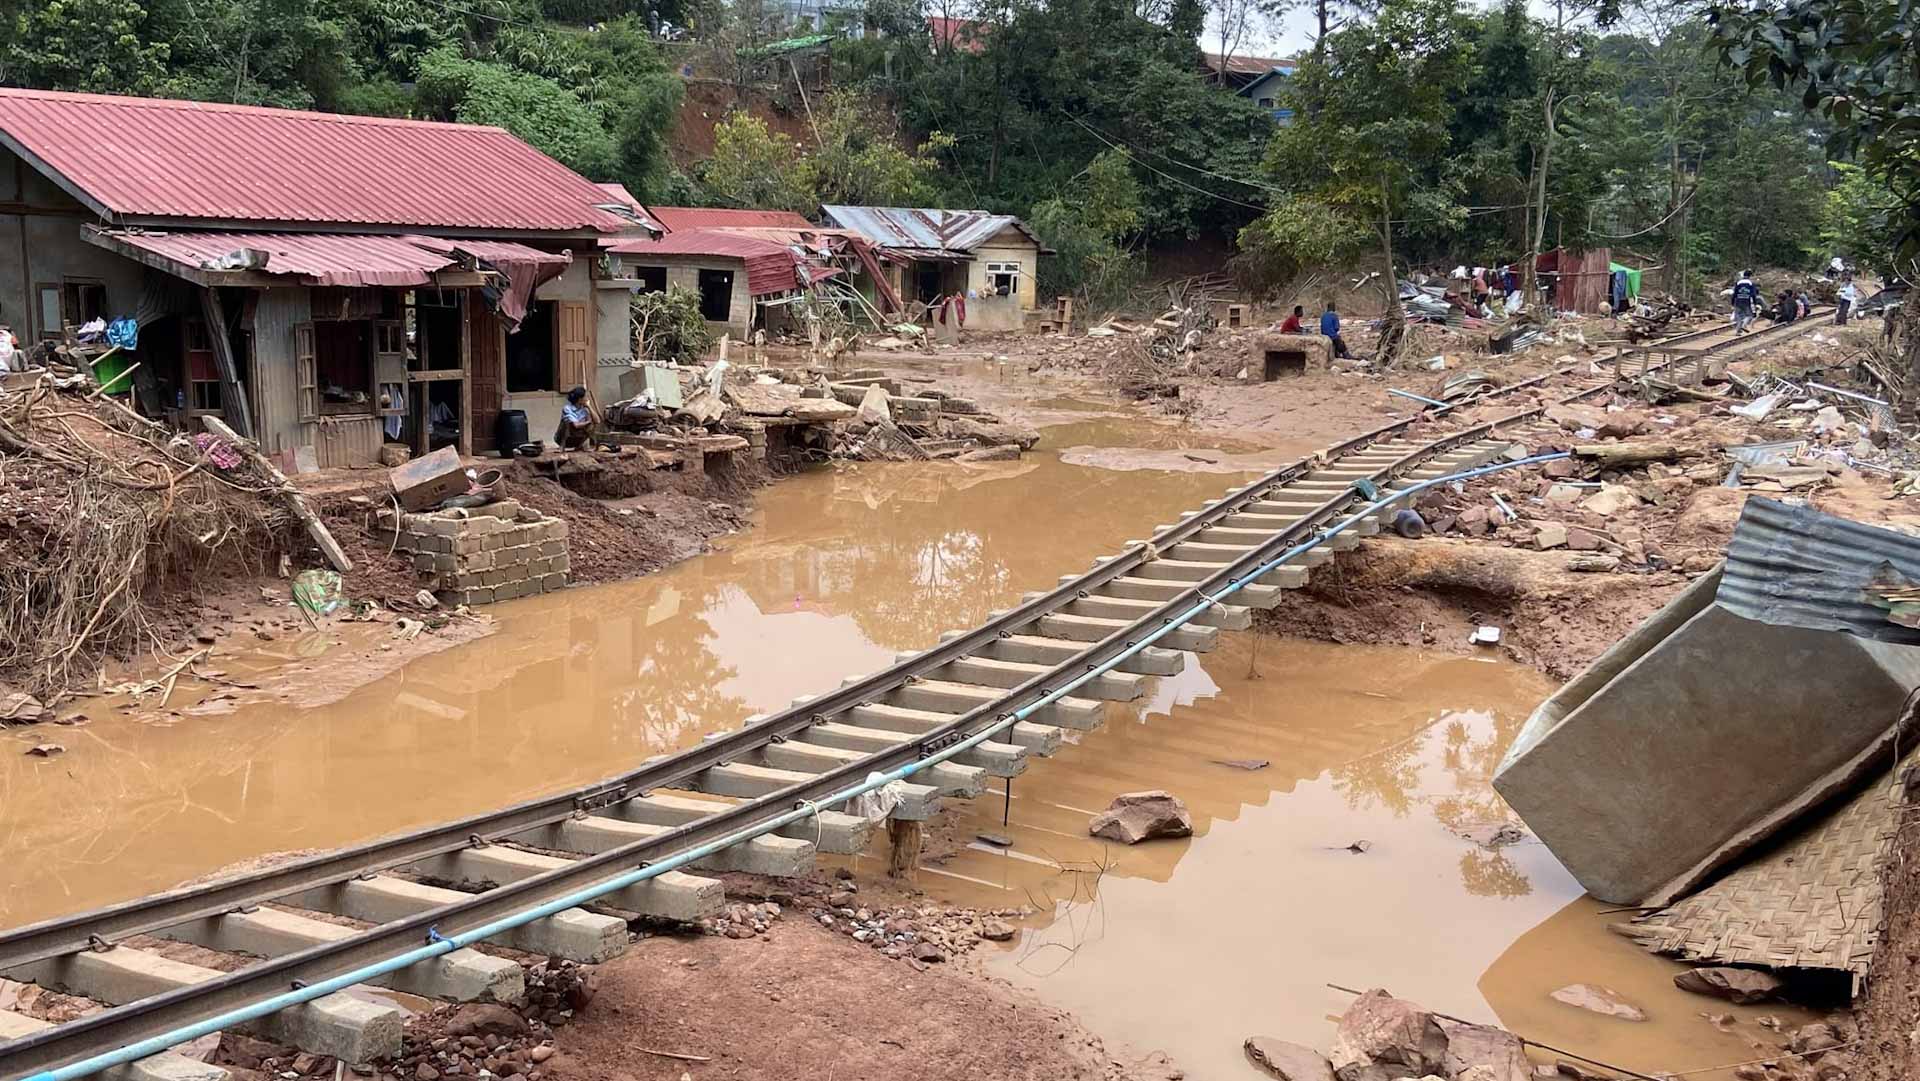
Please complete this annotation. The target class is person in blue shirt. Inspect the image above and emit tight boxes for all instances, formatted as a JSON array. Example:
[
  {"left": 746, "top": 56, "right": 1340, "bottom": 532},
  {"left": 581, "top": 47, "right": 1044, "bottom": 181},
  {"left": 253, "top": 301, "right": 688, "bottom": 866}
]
[
  {"left": 1320, "top": 302, "right": 1351, "bottom": 359},
  {"left": 554, "top": 385, "right": 594, "bottom": 450}
]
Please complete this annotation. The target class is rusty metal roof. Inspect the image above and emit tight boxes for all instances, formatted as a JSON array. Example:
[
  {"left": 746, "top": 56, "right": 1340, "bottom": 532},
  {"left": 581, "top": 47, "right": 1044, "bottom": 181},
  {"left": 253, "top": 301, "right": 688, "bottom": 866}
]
[
  {"left": 90, "top": 229, "right": 565, "bottom": 287},
  {"left": 1719, "top": 496, "right": 1920, "bottom": 644},
  {"left": 0, "top": 88, "right": 628, "bottom": 234},
  {"left": 819, "top": 206, "right": 1048, "bottom": 256},
  {"left": 607, "top": 229, "right": 815, "bottom": 296},
  {"left": 647, "top": 206, "right": 818, "bottom": 232}
]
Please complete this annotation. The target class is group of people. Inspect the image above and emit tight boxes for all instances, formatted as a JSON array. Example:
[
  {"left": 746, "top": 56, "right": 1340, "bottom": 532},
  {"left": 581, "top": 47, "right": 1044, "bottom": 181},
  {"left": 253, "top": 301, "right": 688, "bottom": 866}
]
[
  {"left": 1277, "top": 302, "right": 1351, "bottom": 359},
  {"left": 1730, "top": 269, "right": 1864, "bottom": 333}
]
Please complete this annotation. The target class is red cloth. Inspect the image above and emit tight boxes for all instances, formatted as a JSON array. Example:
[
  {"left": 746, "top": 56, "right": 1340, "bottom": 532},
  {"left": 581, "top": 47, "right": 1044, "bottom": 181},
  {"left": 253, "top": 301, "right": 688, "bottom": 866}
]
[{"left": 1279, "top": 314, "right": 1302, "bottom": 333}]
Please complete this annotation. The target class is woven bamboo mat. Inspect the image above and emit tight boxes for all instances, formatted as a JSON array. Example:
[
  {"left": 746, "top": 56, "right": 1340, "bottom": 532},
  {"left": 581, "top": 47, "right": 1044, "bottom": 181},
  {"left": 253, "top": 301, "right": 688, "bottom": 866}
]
[{"left": 1621, "top": 757, "right": 1912, "bottom": 992}]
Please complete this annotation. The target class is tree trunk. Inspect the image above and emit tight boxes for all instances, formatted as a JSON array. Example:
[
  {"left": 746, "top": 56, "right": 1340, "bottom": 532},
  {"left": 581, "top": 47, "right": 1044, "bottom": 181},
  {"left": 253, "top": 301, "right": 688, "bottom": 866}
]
[
  {"left": 1378, "top": 172, "right": 1404, "bottom": 366},
  {"left": 1530, "top": 88, "right": 1557, "bottom": 306}
]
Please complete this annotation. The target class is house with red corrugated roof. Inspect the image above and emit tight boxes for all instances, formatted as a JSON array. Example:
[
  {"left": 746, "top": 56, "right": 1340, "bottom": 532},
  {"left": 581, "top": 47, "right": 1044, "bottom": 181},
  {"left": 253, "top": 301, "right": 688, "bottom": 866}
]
[{"left": 0, "top": 87, "right": 656, "bottom": 464}]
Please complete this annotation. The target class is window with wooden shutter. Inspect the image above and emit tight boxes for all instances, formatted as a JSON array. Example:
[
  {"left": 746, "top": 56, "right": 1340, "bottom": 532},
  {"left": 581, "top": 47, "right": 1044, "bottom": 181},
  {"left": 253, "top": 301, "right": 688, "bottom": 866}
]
[{"left": 294, "top": 322, "right": 318, "bottom": 422}]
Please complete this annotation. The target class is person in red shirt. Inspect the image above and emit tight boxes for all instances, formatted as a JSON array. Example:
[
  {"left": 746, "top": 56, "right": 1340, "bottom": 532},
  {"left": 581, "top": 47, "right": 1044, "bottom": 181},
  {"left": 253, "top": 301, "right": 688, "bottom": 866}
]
[{"left": 1279, "top": 305, "right": 1304, "bottom": 333}]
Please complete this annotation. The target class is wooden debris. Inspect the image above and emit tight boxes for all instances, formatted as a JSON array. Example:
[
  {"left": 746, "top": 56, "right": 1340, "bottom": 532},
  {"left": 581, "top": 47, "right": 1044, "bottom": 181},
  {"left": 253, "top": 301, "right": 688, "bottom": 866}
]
[{"left": 202, "top": 416, "right": 353, "bottom": 573}]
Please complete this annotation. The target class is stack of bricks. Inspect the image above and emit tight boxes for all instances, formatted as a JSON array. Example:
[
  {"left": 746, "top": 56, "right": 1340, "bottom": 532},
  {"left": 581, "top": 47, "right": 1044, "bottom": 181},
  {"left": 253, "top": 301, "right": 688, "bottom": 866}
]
[{"left": 372, "top": 500, "right": 570, "bottom": 606}]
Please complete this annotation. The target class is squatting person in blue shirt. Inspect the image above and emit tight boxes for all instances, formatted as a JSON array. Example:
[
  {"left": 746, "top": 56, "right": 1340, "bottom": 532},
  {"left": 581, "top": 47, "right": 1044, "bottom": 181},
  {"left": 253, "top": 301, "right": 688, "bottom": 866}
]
[{"left": 1320, "top": 302, "right": 1352, "bottom": 359}]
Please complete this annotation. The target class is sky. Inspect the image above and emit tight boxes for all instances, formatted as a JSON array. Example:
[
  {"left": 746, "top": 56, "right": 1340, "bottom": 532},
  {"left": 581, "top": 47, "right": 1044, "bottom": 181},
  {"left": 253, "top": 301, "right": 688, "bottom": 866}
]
[{"left": 1214, "top": 0, "right": 1598, "bottom": 61}]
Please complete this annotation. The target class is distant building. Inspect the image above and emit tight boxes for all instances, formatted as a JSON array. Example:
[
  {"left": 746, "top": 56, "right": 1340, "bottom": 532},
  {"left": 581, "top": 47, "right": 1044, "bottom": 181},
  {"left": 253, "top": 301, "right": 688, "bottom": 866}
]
[
  {"left": 778, "top": 0, "right": 865, "bottom": 37},
  {"left": 927, "top": 15, "right": 989, "bottom": 53},
  {"left": 821, "top": 206, "right": 1051, "bottom": 332},
  {"left": 1203, "top": 54, "right": 1298, "bottom": 123}
]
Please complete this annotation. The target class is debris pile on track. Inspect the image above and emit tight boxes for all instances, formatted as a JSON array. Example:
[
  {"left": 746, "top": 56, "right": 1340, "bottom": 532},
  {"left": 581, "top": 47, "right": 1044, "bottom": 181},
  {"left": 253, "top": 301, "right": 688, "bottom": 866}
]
[{"left": 0, "top": 374, "right": 292, "bottom": 710}]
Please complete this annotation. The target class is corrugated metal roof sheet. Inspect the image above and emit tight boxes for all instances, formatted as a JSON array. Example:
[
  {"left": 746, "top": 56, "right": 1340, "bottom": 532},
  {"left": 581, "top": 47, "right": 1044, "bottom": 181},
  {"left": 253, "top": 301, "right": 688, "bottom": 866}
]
[
  {"left": 1719, "top": 496, "right": 1920, "bottom": 644},
  {"left": 819, "top": 205, "right": 1047, "bottom": 255},
  {"left": 97, "top": 230, "right": 569, "bottom": 287},
  {"left": 0, "top": 88, "right": 628, "bottom": 233},
  {"left": 104, "top": 230, "right": 459, "bottom": 287},
  {"left": 648, "top": 206, "right": 818, "bottom": 232},
  {"left": 607, "top": 229, "right": 810, "bottom": 296}
]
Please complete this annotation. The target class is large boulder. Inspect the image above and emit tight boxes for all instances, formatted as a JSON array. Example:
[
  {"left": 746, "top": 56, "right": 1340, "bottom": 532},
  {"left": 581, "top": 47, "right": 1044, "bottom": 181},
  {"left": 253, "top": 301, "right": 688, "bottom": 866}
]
[
  {"left": 1088, "top": 790, "right": 1193, "bottom": 844},
  {"left": 1244, "top": 1038, "right": 1336, "bottom": 1081},
  {"left": 1329, "top": 990, "right": 1448, "bottom": 1081},
  {"left": 946, "top": 416, "right": 1040, "bottom": 450},
  {"left": 1672, "top": 967, "right": 1783, "bottom": 1005},
  {"left": 1440, "top": 1022, "right": 1530, "bottom": 1081}
]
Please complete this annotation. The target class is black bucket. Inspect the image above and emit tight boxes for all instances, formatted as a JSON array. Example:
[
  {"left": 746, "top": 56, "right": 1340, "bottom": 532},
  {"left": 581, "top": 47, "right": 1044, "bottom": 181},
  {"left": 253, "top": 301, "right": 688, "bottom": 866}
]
[{"left": 495, "top": 409, "right": 529, "bottom": 457}]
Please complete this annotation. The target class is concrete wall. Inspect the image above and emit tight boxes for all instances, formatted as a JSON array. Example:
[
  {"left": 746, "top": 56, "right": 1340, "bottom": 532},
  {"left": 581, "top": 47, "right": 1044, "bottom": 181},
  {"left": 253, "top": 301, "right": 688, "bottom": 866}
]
[
  {"left": 964, "top": 228, "right": 1040, "bottom": 332},
  {"left": 594, "top": 281, "right": 634, "bottom": 404},
  {"left": 0, "top": 147, "right": 147, "bottom": 342},
  {"left": 1494, "top": 577, "right": 1920, "bottom": 905},
  {"left": 372, "top": 501, "right": 570, "bottom": 606}
]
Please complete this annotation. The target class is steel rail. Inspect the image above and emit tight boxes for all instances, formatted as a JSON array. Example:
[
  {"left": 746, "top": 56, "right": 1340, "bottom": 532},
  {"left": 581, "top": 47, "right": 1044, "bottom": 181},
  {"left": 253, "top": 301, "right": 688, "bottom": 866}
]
[{"left": 0, "top": 313, "right": 1812, "bottom": 1077}]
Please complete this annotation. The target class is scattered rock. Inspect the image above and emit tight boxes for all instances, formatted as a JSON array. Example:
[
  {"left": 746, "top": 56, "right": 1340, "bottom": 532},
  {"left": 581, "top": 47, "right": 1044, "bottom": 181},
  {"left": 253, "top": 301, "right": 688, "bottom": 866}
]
[
  {"left": 1330, "top": 989, "right": 1449, "bottom": 1081},
  {"left": 1533, "top": 523, "right": 1568, "bottom": 550},
  {"left": 1672, "top": 966, "right": 1783, "bottom": 1005},
  {"left": 414, "top": 1066, "right": 440, "bottom": 1081},
  {"left": 1580, "top": 485, "right": 1644, "bottom": 518},
  {"left": 956, "top": 444, "right": 1021, "bottom": 463},
  {"left": 1442, "top": 1022, "right": 1530, "bottom": 1081},
  {"left": 1244, "top": 1037, "right": 1336, "bottom": 1081},
  {"left": 946, "top": 415, "right": 1041, "bottom": 450},
  {"left": 981, "top": 919, "right": 1016, "bottom": 942},
  {"left": 1088, "top": 790, "right": 1194, "bottom": 844},
  {"left": 1549, "top": 984, "right": 1647, "bottom": 1022},
  {"left": 1788, "top": 1021, "right": 1842, "bottom": 1056},
  {"left": 911, "top": 942, "right": 947, "bottom": 963},
  {"left": 443, "top": 1004, "right": 528, "bottom": 1039},
  {"left": 289, "top": 1053, "right": 321, "bottom": 1075},
  {"left": 529, "top": 1045, "right": 554, "bottom": 1064},
  {"left": 1565, "top": 527, "right": 1606, "bottom": 552},
  {"left": 1542, "top": 458, "right": 1580, "bottom": 479}
]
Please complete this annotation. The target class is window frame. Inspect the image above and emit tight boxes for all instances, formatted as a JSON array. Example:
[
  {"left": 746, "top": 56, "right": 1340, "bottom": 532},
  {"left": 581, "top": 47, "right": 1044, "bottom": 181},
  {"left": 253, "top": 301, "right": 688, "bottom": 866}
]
[{"left": 984, "top": 261, "right": 1022, "bottom": 299}]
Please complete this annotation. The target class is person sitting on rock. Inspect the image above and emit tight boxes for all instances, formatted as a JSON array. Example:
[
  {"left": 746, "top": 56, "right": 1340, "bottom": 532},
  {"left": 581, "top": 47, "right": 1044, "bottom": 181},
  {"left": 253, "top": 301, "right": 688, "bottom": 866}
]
[{"left": 554, "top": 386, "right": 593, "bottom": 450}]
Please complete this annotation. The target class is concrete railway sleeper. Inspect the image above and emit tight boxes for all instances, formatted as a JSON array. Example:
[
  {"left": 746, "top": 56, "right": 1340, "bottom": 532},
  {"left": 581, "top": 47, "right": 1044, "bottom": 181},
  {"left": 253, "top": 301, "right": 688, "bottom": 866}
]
[{"left": 0, "top": 322, "right": 1779, "bottom": 1081}]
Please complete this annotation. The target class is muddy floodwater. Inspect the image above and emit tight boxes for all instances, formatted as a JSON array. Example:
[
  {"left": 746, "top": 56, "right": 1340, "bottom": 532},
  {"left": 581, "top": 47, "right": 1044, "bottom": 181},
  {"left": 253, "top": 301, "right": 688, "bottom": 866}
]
[
  {"left": 907, "top": 636, "right": 1816, "bottom": 1078},
  {"left": 0, "top": 407, "right": 1799, "bottom": 1079}
]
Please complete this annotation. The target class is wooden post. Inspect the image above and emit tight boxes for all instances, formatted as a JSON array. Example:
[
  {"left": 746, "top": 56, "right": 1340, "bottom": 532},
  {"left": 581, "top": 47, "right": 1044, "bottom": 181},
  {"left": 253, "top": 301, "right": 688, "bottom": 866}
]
[
  {"left": 202, "top": 415, "right": 354, "bottom": 573},
  {"left": 887, "top": 819, "right": 923, "bottom": 879},
  {"left": 198, "top": 287, "right": 254, "bottom": 439}
]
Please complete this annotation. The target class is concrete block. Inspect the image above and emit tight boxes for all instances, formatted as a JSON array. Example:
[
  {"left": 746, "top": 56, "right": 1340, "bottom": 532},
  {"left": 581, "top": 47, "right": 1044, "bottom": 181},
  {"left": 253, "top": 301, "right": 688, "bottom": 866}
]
[
  {"left": 525, "top": 815, "right": 815, "bottom": 877},
  {"left": 934, "top": 655, "right": 1141, "bottom": 706},
  {"left": 1035, "top": 611, "right": 1218, "bottom": 653},
  {"left": 1494, "top": 569, "right": 1920, "bottom": 905},
  {"left": 153, "top": 907, "right": 523, "bottom": 1004},
  {"left": 0, "top": 1010, "right": 229, "bottom": 1081},
  {"left": 6, "top": 948, "right": 400, "bottom": 1063},
  {"left": 696, "top": 762, "right": 942, "bottom": 821},
  {"left": 750, "top": 739, "right": 986, "bottom": 798},
  {"left": 409, "top": 846, "right": 723, "bottom": 922},
  {"left": 550, "top": 519, "right": 569, "bottom": 541},
  {"left": 539, "top": 540, "right": 566, "bottom": 557},
  {"left": 807, "top": 717, "right": 1028, "bottom": 776},
  {"left": 1061, "top": 592, "right": 1252, "bottom": 631},
  {"left": 986, "top": 633, "right": 1184, "bottom": 677},
  {"left": 605, "top": 790, "right": 871, "bottom": 855},
  {"left": 481, "top": 533, "right": 505, "bottom": 551},
  {"left": 285, "top": 876, "right": 627, "bottom": 964},
  {"left": 542, "top": 573, "right": 568, "bottom": 592}
]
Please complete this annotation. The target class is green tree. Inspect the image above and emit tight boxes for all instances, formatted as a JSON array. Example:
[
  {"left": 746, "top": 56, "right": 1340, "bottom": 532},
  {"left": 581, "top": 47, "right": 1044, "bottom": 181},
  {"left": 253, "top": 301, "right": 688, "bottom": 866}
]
[
  {"left": 1031, "top": 149, "right": 1144, "bottom": 308},
  {"left": 697, "top": 112, "right": 814, "bottom": 212},
  {"left": 415, "top": 47, "right": 619, "bottom": 177},
  {"left": 3, "top": 0, "right": 171, "bottom": 94},
  {"left": 1820, "top": 163, "right": 1902, "bottom": 272},
  {"left": 807, "top": 89, "right": 952, "bottom": 208},
  {"left": 1266, "top": 0, "right": 1476, "bottom": 308},
  {"left": 1232, "top": 197, "right": 1372, "bottom": 297}
]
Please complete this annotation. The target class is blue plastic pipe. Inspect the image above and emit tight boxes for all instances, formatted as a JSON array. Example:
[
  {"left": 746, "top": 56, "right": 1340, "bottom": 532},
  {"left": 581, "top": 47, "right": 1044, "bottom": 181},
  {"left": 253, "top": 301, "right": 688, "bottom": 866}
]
[{"left": 23, "top": 448, "right": 1569, "bottom": 1081}]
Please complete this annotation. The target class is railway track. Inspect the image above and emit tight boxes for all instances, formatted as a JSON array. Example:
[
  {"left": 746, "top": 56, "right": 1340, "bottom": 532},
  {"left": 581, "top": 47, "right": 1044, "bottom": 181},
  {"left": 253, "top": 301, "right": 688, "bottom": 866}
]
[{"left": 0, "top": 310, "right": 1833, "bottom": 1081}]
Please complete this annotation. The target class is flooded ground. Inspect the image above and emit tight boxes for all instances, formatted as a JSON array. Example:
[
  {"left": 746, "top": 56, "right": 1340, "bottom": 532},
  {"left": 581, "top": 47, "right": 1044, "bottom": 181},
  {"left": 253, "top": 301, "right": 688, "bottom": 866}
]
[
  {"left": 903, "top": 634, "right": 1814, "bottom": 1079},
  {"left": 0, "top": 415, "right": 1273, "bottom": 927},
  {"left": 0, "top": 399, "right": 1798, "bottom": 1081}
]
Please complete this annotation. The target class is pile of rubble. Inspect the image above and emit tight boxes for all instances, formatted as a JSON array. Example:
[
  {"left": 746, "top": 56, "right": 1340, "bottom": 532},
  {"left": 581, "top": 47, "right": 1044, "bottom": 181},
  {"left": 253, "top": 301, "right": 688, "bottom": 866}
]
[
  {"left": 788, "top": 877, "right": 1023, "bottom": 966},
  {"left": 1245, "top": 988, "right": 1856, "bottom": 1081},
  {"left": 602, "top": 362, "right": 1039, "bottom": 466}
]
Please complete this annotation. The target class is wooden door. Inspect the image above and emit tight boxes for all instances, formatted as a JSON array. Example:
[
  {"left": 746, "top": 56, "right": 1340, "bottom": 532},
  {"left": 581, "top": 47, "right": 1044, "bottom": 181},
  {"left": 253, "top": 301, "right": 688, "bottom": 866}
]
[
  {"left": 557, "top": 301, "right": 591, "bottom": 397},
  {"left": 469, "top": 301, "right": 504, "bottom": 455}
]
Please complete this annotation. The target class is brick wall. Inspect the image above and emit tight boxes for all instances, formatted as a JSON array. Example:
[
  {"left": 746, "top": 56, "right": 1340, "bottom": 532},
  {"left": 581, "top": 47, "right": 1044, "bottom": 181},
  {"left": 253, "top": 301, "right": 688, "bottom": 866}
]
[{"left": 372, "top": 501, "right": 570, "bottom": 607}]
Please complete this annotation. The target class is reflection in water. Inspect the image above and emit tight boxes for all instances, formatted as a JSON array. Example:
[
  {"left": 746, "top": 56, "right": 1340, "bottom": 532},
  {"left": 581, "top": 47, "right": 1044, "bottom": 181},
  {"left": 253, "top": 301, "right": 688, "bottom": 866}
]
[
  {"left": 908, "top": 637, "right": 1787, "bottom": 1081},
  {"left": 0, "top": 446, "right": 1255, "bottom": 927}
]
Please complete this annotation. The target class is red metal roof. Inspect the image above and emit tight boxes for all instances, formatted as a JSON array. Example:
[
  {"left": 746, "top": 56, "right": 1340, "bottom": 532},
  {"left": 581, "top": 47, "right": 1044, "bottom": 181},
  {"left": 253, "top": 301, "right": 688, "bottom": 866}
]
[
  {"left": 0, "top": 88, "right": 628, "bottom": 233},
  {"left": 647, "top": 206, "right": 817, "bottom": 232},
  {"left": 608, "top": 229, "right": 818, "bottom": 296},
  {"left": 91, "top": 230, "right": 564, "bottom": 287},
  {"left": 927, "top": 16, "right": 988, "bottom": 53}
]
